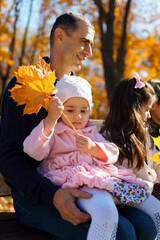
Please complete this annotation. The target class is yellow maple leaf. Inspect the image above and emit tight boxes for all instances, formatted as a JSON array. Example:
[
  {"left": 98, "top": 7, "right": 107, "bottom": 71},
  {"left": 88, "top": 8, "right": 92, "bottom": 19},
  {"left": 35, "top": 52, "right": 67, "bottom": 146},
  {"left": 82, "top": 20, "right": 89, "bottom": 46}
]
[
  {"left": 15, "top": 57, "right": 52, "bottom": 84},
  {"left": 14, "top": 65, "right": 39, "bottom": 84},
  {"left": 10, "top": 57, "right": 78, "bottom": 134},
  {"left": 10, "top": 57, "right": 57, "bottom": 115},
  {"left": 151, "top": 135, "right": 160, "bottom": 150},
  {"left": 150, "top": 135, "right": 160, "bottom": 165},
  {"left": 150, "top": 152, "right": 160, "bottom": 164},
  {"left": 35, "top": 56, "right": 51, "bottom": 77}
]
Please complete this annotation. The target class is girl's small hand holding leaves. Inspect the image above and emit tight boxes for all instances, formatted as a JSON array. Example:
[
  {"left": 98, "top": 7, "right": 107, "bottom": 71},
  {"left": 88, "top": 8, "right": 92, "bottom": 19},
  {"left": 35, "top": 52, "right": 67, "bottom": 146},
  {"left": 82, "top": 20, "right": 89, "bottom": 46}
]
[
  {"left": 44, "top": 96, "right": 64, "bottom": 136},
  {"left": 47, "top": 96, "right": 64, "bottom": 121}
]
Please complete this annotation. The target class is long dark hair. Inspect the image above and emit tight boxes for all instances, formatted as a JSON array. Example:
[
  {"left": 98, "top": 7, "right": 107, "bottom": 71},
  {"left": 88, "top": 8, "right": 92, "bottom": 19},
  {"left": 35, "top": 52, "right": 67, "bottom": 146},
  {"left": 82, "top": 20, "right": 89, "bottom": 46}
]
[{"left": 100, "top": 77, "right": 155, "bottom": 170}]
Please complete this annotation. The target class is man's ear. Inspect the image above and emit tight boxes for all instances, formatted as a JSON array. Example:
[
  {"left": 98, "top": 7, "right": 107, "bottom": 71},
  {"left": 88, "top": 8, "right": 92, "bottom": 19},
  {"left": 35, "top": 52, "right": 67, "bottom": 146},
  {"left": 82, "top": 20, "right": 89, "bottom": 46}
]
[{"left": 54, "top": 28, "right": 65, "bottom": 44}]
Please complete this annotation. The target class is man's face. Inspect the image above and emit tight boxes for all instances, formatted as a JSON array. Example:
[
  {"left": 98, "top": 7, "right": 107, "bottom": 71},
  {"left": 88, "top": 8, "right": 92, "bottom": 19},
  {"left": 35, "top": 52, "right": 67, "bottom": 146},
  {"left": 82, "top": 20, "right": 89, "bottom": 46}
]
[
  {"left": 150, "top": 103, "right": 160, "bottom": 125},
  {"left": 61, "top": 21, "right": 94, "bottom": 73}
]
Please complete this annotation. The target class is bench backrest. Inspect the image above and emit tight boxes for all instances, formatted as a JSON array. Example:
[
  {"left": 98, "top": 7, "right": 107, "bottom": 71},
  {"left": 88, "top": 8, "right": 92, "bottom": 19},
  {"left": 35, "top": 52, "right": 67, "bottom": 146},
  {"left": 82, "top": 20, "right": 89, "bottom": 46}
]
[{"left": 0, "top": 119, "right": 103, "bottom": 197}]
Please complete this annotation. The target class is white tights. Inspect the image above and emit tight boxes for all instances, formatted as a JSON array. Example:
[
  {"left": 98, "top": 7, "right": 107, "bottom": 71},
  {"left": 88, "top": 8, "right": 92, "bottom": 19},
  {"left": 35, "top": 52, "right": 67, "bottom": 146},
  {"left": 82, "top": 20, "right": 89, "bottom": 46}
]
[{"left": 77, "top": 187, "right": 160, "bottom": 240}]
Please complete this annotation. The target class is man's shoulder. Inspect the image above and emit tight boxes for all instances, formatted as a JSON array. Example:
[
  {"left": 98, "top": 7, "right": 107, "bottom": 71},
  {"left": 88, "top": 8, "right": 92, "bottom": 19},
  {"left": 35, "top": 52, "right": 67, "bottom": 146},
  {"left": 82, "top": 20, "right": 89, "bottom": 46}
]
[
  {"left": 42, "top": 56, "right": 50, "bottom": 64},
  {"left": 6, "top": 76, "right": 17, "bottom": 90}
]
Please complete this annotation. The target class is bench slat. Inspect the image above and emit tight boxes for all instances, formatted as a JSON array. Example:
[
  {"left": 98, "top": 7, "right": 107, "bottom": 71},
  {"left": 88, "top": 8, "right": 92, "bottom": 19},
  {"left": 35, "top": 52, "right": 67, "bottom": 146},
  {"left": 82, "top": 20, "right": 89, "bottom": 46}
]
[
  {"left": 0, "top": 213, "right": 55, "bottom": 240},
  {"left": 0, "top": 173, "right": 11, "bottom": 196},
  {"left": 0, "top": 231, "right": 54, "bottom": 240}
]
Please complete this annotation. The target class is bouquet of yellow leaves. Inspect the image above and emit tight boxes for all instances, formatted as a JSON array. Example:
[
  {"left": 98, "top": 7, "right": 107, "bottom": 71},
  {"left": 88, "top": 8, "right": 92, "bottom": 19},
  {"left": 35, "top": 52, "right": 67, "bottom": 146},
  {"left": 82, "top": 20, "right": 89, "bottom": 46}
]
[
  {"left": 150, "top": 135, "right": 160, "bottom": 164},
  {"left": 10, "top": 57, "right": 57, "bottom": 115},
  {"left": 10, "top": 57, "right": 78, "bottom": 134}
]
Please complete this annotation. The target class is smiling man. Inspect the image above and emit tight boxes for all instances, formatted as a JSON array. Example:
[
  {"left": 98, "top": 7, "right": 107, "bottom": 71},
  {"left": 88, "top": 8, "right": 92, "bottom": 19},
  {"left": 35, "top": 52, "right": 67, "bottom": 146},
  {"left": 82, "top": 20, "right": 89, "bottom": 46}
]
[{"left": 50, "top": 13, "right": 94, "bottom": 79}]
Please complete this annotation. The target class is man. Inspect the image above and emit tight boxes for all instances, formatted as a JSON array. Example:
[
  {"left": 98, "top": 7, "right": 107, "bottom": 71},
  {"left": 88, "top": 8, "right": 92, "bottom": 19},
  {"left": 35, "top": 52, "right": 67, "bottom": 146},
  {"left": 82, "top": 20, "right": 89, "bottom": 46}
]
[{"left": 0, "top": 12, "right": 157, "bottom": 239}]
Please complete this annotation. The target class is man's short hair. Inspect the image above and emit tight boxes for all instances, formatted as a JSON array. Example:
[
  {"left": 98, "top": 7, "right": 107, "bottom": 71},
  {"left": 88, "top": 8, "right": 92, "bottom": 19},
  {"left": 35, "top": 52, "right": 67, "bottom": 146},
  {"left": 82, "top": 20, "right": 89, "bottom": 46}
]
[{"left": 50, "top": 12, "right": 94, "bottom": 47}]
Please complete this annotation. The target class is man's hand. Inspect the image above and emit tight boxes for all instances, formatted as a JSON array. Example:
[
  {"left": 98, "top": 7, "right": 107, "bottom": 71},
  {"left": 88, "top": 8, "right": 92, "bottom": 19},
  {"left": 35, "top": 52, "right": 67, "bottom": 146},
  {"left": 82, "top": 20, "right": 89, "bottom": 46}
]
[{"left": 53, "top": 188, "right": 92, "bottom": 225}]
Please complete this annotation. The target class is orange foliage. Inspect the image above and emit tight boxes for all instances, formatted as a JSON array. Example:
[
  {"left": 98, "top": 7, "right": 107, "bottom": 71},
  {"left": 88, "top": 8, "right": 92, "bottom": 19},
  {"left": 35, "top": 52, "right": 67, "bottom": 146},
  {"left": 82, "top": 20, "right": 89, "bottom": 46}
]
[
  {"left": 76, "top": 66, "right": 107, "bottom": 119},
  {"left": 0, "top": 197, "right": 14, "bottom": 213},
  {"left": 1, "top": 0, "right": 160, "bottom": 118},
  {"left": 124, "top": 34, "right": 160, "bottom": 81}
]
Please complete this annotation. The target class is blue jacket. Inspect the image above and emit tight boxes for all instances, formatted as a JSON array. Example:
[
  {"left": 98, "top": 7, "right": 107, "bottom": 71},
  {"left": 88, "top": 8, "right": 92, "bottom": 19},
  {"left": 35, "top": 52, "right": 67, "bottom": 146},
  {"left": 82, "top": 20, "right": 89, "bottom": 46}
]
[{"left": 0, "top": 74, "right": 59, "bottom": 205}]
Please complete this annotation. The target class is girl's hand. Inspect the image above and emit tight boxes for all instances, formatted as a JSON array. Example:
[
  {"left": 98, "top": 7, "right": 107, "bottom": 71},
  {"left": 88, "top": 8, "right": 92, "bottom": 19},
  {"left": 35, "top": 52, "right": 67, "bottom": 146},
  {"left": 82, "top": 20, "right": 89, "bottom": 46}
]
[
  {"left": 44, "top": 96, "right": 64, "bottom": 136},
  {"left": 47, "top": 96, "right": 64, "bottom": 121},
  {"left": 76, "top": 134, "right": 96, "bottom": 154},
  {"left": 76, "top": 134, "right": 107, "bottom": 162}
]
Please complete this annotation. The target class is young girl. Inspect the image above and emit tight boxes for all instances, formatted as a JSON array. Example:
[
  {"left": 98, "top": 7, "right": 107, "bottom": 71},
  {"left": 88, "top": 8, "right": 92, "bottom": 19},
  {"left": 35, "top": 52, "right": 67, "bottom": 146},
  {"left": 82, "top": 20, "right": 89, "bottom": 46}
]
[
  {"left": 100, "top": 72, "right": 160, "bottom": 238},
  {"left": 23, "top": 75, "right": 159, "bottom": 240}
]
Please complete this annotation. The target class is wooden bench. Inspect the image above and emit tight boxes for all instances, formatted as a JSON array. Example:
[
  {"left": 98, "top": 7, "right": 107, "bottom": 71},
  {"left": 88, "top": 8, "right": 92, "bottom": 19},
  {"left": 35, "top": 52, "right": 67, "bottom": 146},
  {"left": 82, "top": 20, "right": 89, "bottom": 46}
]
[{"left": 0, "top": 119, "right": 103, "bottom": 240}]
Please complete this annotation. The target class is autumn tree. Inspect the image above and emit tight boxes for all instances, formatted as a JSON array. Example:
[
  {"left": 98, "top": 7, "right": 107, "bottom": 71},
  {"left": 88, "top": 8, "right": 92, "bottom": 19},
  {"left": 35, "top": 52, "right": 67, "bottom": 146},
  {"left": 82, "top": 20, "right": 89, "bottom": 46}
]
[
  {"left": 0, "top": 0, "right": 57, "bottom": 108},
  {"left": 58, "top": 0, "right": 160, "bottom": 99},
  {"left": 92, "top": 0, "right": 131, "bottom": 99},
  {"left": 1, "top": 0, "right": 160, "bottom": 117},
  {"left": 0, "top": 0, "right": 22, "bottom": 105}
]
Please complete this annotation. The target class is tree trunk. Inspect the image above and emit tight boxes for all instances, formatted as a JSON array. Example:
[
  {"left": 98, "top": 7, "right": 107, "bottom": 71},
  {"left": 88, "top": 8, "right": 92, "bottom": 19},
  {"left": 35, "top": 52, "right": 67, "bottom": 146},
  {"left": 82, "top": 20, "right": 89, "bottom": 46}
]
[
  {"left": 117, "top": 0, "right": 132, "bottom": 80},
  {"left": 94, "top": 0, "right": 132, "bottom": 100}
]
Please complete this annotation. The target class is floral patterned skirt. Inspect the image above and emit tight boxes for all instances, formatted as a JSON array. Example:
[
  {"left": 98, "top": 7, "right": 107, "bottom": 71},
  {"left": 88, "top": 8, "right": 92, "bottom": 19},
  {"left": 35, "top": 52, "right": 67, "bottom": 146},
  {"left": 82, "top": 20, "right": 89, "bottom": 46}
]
[{"left": 107, "top": 178, "right": 150, "bottom": 204}]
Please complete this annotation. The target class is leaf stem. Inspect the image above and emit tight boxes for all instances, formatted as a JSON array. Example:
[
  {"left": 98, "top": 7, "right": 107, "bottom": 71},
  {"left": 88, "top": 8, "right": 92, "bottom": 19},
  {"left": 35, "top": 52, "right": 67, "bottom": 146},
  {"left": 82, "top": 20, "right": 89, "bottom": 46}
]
[
  {"left": 62, "top": 113, "right": 78, "bottom": 135},
  {"left": 47, "top": 94, "right": 78, "bottom": 135}
]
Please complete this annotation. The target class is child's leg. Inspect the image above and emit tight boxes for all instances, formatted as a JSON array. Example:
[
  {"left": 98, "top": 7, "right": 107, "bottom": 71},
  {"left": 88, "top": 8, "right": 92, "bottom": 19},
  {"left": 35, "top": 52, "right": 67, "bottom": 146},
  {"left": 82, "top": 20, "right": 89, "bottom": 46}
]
[
  {"left": 129, "top": 195, "right": 160, "bottom": 239},
  {"left": 77, "top": 187, "right": 118, "bottom": 240}
]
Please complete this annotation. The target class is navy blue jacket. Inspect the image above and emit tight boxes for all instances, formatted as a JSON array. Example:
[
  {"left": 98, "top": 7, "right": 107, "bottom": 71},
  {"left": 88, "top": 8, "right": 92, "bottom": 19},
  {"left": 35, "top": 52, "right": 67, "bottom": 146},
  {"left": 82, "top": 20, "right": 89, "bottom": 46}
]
[{"left": 0, "top": 75, "right": 59, "bottom": 205}]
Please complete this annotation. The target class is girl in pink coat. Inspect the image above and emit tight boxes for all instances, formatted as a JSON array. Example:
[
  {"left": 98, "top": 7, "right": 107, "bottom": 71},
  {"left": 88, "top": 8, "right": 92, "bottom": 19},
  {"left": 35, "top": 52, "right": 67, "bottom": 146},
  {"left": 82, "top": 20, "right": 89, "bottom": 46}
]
[{"left": 23, "top": 75, "right": 159, "bottom": 240}]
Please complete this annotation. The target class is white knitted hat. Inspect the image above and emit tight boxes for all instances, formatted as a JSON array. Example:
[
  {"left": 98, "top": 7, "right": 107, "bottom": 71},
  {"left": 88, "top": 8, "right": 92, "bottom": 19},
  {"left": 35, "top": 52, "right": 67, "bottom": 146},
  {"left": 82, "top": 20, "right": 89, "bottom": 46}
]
[{"left": 55, "top": 75, "right": 93, "bottom": 113}]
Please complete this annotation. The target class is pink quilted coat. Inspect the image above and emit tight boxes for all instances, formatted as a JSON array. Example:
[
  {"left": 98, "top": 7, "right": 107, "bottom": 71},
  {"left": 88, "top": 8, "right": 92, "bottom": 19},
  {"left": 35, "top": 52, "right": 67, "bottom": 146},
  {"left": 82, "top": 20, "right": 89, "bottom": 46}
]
[{"left": 23, "top": 120, "right": 148, "bottom": 190}]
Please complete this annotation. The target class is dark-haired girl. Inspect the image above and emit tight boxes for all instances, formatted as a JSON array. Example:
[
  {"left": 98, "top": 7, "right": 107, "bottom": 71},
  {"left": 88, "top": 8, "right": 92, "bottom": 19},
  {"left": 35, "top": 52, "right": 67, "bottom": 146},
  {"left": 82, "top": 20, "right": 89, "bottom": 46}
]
[{"left": 100, "top": 73, "right": 160, "bottom": 239}]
